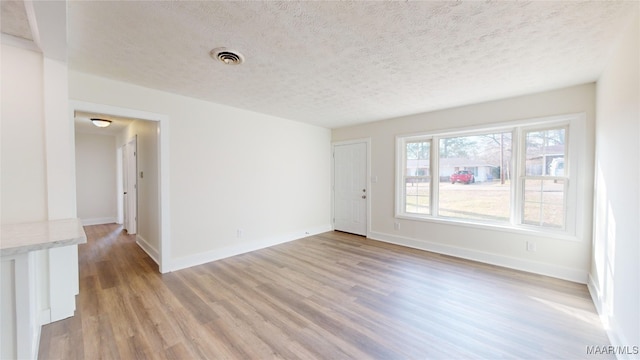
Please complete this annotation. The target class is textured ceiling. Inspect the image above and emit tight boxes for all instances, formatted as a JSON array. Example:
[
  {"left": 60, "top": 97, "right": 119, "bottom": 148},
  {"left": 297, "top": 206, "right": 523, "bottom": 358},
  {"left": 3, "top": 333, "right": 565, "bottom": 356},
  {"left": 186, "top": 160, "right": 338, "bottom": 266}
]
[
  {"left": 1, "top": 0, "right": 32, "bottom": 40},
  {"left": 68, "top": 1, "right": 636, "bottom": 129}
]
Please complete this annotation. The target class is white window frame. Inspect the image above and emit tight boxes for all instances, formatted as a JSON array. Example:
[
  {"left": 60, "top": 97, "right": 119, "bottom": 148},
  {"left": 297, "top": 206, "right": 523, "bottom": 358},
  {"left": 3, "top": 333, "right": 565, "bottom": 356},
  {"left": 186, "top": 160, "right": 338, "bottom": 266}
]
[
  {"left": 517, "top": 124, "right": 570, "bottom": 231},
  {"left": 395, "top": 113, "right": 585, "bottom": 240},
  {"left": 400, "top": 136, "right": 434, "bottom": 215}
]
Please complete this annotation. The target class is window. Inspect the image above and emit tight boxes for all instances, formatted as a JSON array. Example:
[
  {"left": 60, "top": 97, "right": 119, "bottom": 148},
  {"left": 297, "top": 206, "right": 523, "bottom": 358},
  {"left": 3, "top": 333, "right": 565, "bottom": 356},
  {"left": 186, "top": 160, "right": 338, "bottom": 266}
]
[
  {"left": 438, "top": 131, "right": 512, "bottom": 222},
  {"left": 404, "top": 140, "right": 431, "bottom": 215},
  {"left": 521, "top": 127, "right": 567, "bottom": 229},
  {"left": 396, "top": 114, "right": 582, "bottom": 236}
]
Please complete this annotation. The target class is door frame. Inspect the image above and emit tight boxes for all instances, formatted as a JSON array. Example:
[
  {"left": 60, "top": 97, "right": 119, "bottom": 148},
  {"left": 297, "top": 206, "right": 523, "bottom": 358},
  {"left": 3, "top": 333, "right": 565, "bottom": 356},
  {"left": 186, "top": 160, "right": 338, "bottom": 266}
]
[
  {"left": 123, "top": 136, "right": 138, "bottom": 235},
  {"left": 116, "top": 146, "right": 124, "bottom": 224},
  {"left": 70, "top": 100, "right": 171, "bottom": 273},
  {"left": 331, "top": 138, "right": 371, "bottom": 237}
]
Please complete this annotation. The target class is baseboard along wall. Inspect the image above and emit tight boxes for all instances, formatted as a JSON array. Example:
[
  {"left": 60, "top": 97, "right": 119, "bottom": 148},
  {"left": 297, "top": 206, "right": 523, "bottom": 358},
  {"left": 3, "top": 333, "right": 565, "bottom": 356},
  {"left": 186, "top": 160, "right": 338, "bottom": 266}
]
[
  {"left": 168, "top": 225, "right": 333, "bottom": 272},
  {"left": 368, "top": 230, "right": 588, "bottom": 284}
]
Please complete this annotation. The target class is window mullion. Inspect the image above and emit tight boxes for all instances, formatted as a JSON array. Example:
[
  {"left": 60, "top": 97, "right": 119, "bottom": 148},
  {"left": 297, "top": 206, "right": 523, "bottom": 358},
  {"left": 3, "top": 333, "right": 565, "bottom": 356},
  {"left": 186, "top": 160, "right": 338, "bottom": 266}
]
[
  {"left": 431, "top": 136, "right": 439, "bottom": 216},
  {"left": 396, "top": 137, "right": 405, "bottom": 217},
  {"left": 512, "top": 127, "right": 522, "bottom": 226}
]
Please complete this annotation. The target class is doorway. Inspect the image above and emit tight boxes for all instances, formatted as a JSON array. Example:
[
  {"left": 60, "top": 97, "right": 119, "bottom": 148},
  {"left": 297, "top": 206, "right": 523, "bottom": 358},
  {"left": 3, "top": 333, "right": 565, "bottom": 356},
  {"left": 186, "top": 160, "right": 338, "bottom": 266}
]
[
  {"left": 333, "top": 140, "right": 369, "bottom": 236},
  {"left": 71, "top": 100, "right": 171, "bottom": 273}
]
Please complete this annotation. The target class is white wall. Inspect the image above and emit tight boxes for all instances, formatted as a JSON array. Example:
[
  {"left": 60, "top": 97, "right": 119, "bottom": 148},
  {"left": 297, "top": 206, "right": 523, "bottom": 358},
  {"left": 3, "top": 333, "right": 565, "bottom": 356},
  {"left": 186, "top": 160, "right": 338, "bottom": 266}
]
[
  {"left": 1, "top": 44, "right": 48, "bottom": 224},
  {"left": 75, "top": 132, "right": 117, "bottom": 225},
  {"left": 117, "top": 120, "right": 160, "bottom": 260},
  {"left": 1, "top": 43, "right": 48, "bottom": 360},
  {"left": 69, "top": 71, "right": 332, "bottom": 270},
  {"left": 333, "top": 83, "right": 596, "bottom": 283},
  {"left": 591, "top": 11, "right": 639, "bottom": 355}
]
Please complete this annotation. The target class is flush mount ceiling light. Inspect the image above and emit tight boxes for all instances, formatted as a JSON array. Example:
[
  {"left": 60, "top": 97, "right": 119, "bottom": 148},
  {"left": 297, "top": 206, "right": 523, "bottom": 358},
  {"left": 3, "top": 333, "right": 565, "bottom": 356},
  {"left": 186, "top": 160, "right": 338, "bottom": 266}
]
[
  {"left": 210, "top": 47, "right": 244, "bottom": 65},
  {"left": 91, "top": 118, "right": 112, "bottom": 128}
]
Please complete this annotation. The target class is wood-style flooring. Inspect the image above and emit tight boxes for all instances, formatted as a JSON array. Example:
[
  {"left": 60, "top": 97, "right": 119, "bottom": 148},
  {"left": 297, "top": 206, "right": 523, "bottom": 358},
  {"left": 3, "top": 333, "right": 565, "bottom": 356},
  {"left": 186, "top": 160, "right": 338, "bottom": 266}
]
[{"left": 39, "top": 224, "right": 612, "bottom": 359}]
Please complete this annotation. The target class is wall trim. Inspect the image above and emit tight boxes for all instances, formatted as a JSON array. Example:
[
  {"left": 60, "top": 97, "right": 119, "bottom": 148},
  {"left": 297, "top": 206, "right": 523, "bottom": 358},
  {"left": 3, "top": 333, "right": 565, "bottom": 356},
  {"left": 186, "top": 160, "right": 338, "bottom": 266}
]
[
  {"left": 587, "top": 274, "right": 603, "bottom": 314},
  {"left": 31, "top": 326, "right": 41, "bottom": 360},
  {"left": 136, "top": 234, "right": 160, "bottom": 265},
  {"left": 587, "top": 274, "right": 635, "bottom": 360},
  {"left": 169, "top": 224, "right": 332, "bottom": 272},
  {"left": 81, "top": 217, "right": 117, "bottom": 226},
  {"left": 36, "top": 307, "right": 51, "bottom": 359},
  {"left": 1, "top": 33, "right": 40, "bottom": 53},
  {"left": 368, "top": 230, "right": 588, "bottom": 283}
]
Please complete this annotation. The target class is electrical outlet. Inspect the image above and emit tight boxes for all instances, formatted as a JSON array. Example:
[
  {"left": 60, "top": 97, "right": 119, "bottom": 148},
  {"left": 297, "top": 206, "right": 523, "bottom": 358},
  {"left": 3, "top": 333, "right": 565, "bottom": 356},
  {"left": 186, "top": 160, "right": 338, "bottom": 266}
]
[
  {"left": 394, "top": 222, "right": 400, "bottom": 230},
  {"left": 237, "top": 229, "right": 244, "bottom": 238},
  {"left": 526, "top": 241, "right": 537, "bottom": 252}
]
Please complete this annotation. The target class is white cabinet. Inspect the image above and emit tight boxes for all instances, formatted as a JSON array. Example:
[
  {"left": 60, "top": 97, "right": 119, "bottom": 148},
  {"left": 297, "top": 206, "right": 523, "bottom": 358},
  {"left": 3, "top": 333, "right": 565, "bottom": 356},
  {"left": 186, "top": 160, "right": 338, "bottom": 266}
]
[{"left": 1, "top": 219, "right": 86, "bottom": 359}]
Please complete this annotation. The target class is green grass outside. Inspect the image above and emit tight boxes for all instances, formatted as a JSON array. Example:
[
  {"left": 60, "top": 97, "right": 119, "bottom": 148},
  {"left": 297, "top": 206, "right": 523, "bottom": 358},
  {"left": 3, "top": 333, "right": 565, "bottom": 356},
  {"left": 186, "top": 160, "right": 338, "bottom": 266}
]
[{"left": 405, "top": 180, "right": 564, "bottom": 227}]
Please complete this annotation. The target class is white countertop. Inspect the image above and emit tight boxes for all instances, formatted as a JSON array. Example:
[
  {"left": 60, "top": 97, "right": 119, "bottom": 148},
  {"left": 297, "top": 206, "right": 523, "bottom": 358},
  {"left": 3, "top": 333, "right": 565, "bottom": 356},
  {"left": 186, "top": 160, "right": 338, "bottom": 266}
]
[{"left": 1, "top": 218, "right": 87, "bottom": 256}]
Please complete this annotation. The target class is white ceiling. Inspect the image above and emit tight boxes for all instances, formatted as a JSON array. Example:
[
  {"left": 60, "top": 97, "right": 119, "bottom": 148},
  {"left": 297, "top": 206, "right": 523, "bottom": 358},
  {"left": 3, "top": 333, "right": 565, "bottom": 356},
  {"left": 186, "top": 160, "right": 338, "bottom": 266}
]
[{"left": 26, "top": 2, "right": 640, "bottom": 128}]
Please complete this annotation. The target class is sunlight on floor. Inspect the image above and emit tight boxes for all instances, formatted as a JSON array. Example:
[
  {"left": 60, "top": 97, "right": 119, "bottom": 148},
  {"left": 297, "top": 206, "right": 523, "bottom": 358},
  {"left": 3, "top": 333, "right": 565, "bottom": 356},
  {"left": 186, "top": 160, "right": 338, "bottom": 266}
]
[{"left": 529, "top": 296, "right": 605, "bottom": 329}]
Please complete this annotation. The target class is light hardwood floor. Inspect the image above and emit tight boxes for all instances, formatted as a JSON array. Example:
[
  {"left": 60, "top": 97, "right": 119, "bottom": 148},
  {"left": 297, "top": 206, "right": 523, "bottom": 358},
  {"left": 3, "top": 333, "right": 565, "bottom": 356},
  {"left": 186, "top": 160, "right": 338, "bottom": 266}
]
[{"left": 39, "top": 224, "right": 612, "bottom": 359}]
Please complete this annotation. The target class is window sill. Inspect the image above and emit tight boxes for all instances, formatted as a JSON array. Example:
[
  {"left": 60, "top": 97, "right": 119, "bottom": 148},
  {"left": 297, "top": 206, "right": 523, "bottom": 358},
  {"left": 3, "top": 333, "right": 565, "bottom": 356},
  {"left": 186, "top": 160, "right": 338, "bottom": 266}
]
[{"left": 394, "top": 214, "right": 580, "bottom": 242}]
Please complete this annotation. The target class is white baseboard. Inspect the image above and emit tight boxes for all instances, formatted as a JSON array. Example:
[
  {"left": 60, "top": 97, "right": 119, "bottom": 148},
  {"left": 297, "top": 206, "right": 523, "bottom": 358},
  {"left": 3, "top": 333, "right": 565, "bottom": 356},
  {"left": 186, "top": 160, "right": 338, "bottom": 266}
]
[
  {"left": 587, "top": 274, "right": 637, "bottom": 360},
  {"left": 368, "top": 230, "right": 588, "bottom": 284},
  {"left": 588, "top": 274, "right": 603, "bottom": 314},
  {"left": 136, "top": 234, "right": 160, "bottom": 265},
  {"left": 32, "top": 325, "right": 41, "bottom": 360},
  {"left": 81, "top": 217, "right": 117, "bottom": 226},
  {"left": 169, "top": 224, "right": 333, "bottom": 272}
]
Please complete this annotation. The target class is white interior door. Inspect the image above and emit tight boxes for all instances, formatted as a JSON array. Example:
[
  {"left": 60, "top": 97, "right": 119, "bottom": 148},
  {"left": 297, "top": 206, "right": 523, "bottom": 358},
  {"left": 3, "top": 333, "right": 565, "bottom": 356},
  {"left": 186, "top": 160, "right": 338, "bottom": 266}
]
[
  {"left": 123, "top": 137, "right": 137, "bottom": 234},
  {"left": 334, "top": 142, "right": 367, "bottom": 236}
]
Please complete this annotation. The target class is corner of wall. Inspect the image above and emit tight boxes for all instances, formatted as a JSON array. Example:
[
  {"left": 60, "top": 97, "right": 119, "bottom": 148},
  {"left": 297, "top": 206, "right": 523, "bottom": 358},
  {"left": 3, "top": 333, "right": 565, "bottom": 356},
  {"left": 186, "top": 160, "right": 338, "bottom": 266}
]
[{"left": 136, "top": 234, "right": 160, "bottom": 265}]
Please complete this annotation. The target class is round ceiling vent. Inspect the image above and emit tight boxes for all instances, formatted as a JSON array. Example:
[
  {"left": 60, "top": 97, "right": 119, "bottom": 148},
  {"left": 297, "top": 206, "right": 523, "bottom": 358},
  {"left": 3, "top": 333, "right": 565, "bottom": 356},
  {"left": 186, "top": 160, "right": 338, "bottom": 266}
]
[{"left": 210, "top": 47, "right": 244, "bottom": 65}]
